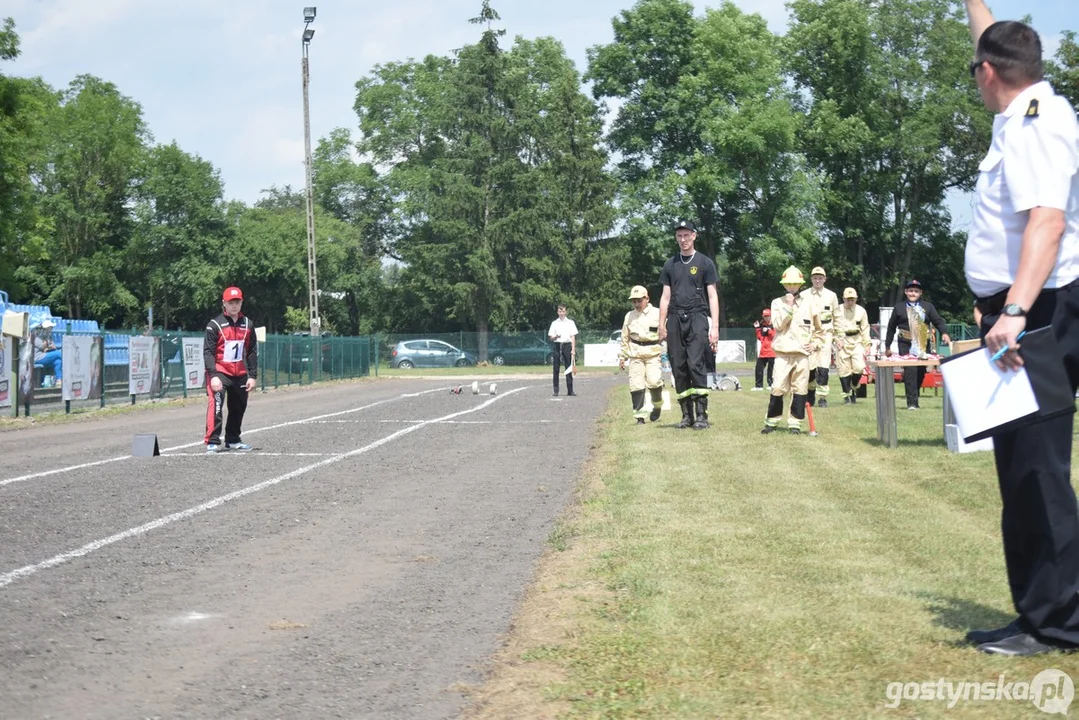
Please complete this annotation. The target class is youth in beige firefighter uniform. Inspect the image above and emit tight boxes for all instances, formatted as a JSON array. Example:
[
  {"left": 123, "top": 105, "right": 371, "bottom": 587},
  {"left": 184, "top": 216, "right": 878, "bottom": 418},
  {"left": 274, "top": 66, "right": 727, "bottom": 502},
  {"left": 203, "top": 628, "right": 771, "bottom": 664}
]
[
  {"left": 762, "top": 266, "right": 825, "bottom": 434},
  {"left": 619, "top": 286, "right": 665, "bottom": 424},
  {"left": 834, "top": 287, "right": 870, "bottom": 404},
  {"left": 799, "top": 266, "right": 839, "bottom": 407}
]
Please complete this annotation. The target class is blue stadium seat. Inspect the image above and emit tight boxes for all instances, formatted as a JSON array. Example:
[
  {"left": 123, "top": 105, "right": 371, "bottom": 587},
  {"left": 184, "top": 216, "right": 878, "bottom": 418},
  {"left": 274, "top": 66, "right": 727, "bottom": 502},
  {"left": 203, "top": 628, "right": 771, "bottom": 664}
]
[{"left": 104, "top": 347, "right": 128, "bottom": 367}]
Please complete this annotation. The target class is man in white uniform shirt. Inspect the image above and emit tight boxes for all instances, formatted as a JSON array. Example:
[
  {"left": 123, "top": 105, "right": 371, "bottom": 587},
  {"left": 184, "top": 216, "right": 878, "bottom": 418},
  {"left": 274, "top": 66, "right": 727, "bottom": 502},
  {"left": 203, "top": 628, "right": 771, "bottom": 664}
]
[
  {"left": 548, "top": 303, "right": 578, "bottom": 397},
  {"left": 962, "top": 1, "right": 1079, "bottom": 656}
]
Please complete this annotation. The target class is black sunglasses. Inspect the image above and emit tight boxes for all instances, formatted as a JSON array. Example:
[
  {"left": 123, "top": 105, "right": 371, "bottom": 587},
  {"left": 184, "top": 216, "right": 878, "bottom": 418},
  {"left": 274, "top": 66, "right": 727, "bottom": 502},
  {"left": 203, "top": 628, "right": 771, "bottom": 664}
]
[{"left": 969, "top": 59, "right": 985, "bottom": 78}]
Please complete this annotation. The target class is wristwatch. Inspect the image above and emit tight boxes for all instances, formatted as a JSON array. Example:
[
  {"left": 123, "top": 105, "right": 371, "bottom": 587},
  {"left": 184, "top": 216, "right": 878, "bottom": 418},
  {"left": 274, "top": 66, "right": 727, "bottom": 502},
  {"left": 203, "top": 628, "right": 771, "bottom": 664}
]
[{"left": 1002, "top": 303, "right": 1026, "bottom": 317}]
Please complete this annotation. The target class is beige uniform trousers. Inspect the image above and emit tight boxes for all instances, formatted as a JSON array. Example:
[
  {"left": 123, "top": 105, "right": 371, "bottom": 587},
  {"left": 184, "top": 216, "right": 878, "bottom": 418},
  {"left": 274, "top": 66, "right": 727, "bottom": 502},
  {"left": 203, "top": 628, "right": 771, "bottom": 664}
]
[
  {"left": 628, "top": 354, "right": 663, "bottom": 392},
  {"left": 835, "top": 340, "right": 867, "bottom": 378},
  {"left": 806, "top": 335, "right": 834, "bottom": 397},
  {"left": 770, "top": 352, "right": 811, "bottom": 428}
]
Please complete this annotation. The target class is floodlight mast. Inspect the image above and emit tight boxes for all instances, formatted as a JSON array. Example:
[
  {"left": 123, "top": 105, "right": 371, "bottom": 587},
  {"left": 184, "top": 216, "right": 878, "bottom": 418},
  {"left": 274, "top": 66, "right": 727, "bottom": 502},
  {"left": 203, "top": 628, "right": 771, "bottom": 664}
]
[{"left": 301, "top": 7, "right": 319, "bottom": 337}]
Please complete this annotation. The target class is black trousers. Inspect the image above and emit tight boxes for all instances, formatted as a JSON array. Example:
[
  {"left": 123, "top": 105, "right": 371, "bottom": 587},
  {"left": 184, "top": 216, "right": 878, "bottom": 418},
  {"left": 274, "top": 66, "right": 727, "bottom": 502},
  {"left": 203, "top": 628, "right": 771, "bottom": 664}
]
[
  {"left": 204, "top": 373, "right": 249, "bottom": 445},
  {"left": 981, "top": 279, "right": 1079, "bottom": 645},
  {"left": 551, "top": 341, "right": 574, "bottom": 394},
  {"left": 667, "top": 309, "right": 710, "bottom": 395},
  {"left": 895, "top": 339, "right": 925, "bottom": 407},
  {"left": 754, "top": 357, "right": 774, "bottom": 388}
]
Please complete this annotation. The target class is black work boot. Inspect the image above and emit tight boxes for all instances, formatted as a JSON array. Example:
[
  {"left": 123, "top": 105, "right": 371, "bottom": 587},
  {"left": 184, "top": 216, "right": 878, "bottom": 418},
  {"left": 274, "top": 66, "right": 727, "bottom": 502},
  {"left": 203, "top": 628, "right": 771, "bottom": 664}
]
[
  {"left": 677, "top": 398, "right": 695, "bottom": 429},
  {"left": 649, "top": 388, "right": 663, "bottom": 422},
  {"left": 692, "top": 396, "right": 710, "bottom": 430},
  {"left": 839, "top": 376, "right": 851, "bottom": 404},
  {"left": 630, "top": 390, "right": 645, "bottom": 424}
]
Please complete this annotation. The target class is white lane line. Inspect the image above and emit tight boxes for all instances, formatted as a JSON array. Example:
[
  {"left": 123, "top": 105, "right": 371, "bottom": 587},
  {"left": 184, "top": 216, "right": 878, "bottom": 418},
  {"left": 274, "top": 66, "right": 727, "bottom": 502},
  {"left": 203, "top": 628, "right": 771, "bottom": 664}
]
[
  {"left": 0, "top": 386, "right": 454, "bottom": 488},
  {"left": 306, "top": 419, "right": 562, "bottom": 425},
  {"left": 0, "top": 387, "right": 528, "bottom": 590},
  {"left": 162, "top": 452, "right": 337, "bottom": 457}
]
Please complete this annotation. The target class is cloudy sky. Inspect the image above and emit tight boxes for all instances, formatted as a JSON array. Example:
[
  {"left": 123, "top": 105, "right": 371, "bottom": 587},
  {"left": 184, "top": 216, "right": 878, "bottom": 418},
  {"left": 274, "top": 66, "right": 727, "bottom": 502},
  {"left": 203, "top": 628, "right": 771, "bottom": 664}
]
[{"left": 3, "top": 0, "right": 1074, "bottom": 209}]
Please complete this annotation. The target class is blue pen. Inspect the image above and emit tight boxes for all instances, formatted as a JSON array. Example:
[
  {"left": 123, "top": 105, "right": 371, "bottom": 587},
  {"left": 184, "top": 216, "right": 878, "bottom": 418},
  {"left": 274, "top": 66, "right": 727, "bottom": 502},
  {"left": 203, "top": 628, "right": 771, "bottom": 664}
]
[{"left": 990, "top": 331, "right": 1026, "bottom": 362}]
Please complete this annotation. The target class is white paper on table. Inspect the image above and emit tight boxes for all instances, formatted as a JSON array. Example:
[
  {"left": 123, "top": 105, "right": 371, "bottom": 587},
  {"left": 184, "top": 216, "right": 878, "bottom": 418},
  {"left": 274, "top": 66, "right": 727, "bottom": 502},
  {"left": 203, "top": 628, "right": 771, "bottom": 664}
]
[{"left": 940, "top": 348, "right": 1039, "bottom": 441}]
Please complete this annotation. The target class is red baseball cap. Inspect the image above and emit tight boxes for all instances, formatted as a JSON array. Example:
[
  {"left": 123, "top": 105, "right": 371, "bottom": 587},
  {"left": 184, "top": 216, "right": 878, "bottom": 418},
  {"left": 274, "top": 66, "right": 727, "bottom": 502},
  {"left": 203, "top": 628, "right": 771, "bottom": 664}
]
[
  {"left": 223, "top": 286, "right": 243, "bottom": 301},
  {"left": 762, "top": 308, "right": 771, "bottom": 316}
]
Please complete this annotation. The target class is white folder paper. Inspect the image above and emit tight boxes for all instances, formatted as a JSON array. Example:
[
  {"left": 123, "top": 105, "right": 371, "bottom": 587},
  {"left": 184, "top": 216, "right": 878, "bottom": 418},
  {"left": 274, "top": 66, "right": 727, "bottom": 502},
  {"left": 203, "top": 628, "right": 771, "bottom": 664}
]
[{"left": 940, "top": 348, "right": 1039, "bottom": 441}]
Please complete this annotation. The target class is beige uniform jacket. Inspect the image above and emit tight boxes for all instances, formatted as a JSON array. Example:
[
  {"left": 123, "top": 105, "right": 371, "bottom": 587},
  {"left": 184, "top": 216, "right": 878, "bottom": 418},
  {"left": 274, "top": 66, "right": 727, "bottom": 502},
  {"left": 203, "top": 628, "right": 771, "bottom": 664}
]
[
  {"left": 799, "top": 287, "right": 840, "bottom": 331},
  {"left": 835, "top": 303, "right": 870, "bottom": 348},
  {"left": 619, "top": 304, "right": 664, "bottom": 360},
  {"left": 770, "top": 295, "right": 825, "bottom": 356}
]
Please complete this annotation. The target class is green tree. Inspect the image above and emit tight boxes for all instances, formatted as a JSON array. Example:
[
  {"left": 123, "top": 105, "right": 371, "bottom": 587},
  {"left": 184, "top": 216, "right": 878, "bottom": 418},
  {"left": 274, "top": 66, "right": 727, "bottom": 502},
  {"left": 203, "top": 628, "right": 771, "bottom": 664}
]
[
  {"left": 784, "top": 0, "right": 989, "bottom": 310},
  {"left": 224, "top": 187, "right": 362, "bottom": 334},
  {"left": 1046, "top": 30, "right": 1079, "bottom": 108},
  {"left": 0, "top": 19, "right": 53, "bottom": 296},
  {"left": 312, "top": 127, "right": 394, "bottom": 334},
  {"left": 354, "top": 2, "right": 618, "bottom": 350},
  {"left": 128, "top": 142, "right": 230, "bottom": 330},
  {"left": 31, "top": 74, "right": 148, "bottom": 323},
  {"left": 587, "top": 0, "right": 821, "bottom": 324}
]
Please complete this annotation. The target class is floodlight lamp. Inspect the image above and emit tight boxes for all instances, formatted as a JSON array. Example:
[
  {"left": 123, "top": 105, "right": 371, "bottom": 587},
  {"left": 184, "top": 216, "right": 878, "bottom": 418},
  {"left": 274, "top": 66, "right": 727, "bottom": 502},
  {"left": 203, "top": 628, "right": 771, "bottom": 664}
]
[
  {"left": 303, "top": 7, "right": 317, "bottom": 23},
  {"left": 303, "top": 28, "right": 315, "bottom": 43}
]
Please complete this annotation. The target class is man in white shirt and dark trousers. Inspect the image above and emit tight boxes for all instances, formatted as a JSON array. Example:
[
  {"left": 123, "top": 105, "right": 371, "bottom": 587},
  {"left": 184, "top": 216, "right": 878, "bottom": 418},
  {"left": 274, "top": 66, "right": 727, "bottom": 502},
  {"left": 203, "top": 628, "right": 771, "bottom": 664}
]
[
  {"left": 548, "top": 304, "right": 578, "bottom": 396},
  {"left": 962, "top": 1, "right": 1079, "bottom": 656}
]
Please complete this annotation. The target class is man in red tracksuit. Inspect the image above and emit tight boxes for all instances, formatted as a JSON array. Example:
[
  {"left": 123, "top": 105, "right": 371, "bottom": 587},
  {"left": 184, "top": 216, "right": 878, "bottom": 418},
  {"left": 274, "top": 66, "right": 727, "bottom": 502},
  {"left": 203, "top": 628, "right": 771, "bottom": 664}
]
[
  {"left": 753, "top": 308, "right": 776, "bottom": 391},
  {"left": 203, "top": 286, "right": 258, "bottom": 452}
]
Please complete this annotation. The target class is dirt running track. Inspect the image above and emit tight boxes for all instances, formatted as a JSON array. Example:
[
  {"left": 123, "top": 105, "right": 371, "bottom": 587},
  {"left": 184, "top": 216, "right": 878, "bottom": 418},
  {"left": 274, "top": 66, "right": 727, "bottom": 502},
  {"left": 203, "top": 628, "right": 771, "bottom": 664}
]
[{"left": 0, "top": 374, "right": 619, "bottom": 719}]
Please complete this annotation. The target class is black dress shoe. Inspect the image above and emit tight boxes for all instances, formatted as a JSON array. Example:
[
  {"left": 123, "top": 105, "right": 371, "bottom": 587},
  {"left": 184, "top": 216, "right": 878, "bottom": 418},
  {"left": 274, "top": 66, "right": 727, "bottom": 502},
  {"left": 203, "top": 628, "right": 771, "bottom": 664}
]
[
  {"left": 965, "top": 618, "right": 1023, "bottom": 645},
  {"left": 977, "top": 632, "right": 1071, "bottom": 656}
]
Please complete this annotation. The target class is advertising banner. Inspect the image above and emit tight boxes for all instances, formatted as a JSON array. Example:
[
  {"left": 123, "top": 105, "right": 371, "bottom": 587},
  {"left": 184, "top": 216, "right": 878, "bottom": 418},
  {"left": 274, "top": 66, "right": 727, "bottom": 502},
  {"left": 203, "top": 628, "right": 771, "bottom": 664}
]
[
  {"left": 0, "top": 336, "right": 11, "bottom": 408},
  {"left": 715, "top": 340, "right": 746, "bottom": 364},
  {"left": 18, "top": 335, "right": 34, "bottom": 405},
  {"left": 182, "top": 337, "right": 206, "bottom": 390},
  {"left": 61, "top": 335, "right": 102, "bottom": 401},
  {"left": 128, "top": 336, "right": 161, "bottom": 396}
]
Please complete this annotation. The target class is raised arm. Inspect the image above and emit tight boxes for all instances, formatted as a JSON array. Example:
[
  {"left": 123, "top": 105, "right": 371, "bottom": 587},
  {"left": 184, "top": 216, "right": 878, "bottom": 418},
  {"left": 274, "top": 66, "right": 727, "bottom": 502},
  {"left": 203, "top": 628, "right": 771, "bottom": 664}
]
[{"left": 965, "top": 0, "right": 996, "bottom": 49}]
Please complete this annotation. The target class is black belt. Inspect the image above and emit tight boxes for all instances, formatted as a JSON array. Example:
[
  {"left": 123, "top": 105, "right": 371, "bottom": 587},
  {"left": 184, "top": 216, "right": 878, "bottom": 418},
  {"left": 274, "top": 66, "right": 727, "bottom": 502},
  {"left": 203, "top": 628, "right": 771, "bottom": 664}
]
[
  {"left": 974, "top": 288, "right": 1009, "bottom": 317},
  {"left": 552, "top": 341, "right": 572, "bottom": 345},
  {"left": 844, "top": 330, "right": 861, "bottom": 336},
  {"left": 631, "top": 338, "right": 660, "bottom": 346}
]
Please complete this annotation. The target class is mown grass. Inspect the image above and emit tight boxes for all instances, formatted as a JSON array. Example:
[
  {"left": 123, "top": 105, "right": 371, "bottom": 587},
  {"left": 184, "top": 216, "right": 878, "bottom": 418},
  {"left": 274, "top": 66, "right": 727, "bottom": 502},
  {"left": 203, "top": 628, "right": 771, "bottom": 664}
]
[{"left": 468, "top": 384, "right": 1079, "bottom": 719}]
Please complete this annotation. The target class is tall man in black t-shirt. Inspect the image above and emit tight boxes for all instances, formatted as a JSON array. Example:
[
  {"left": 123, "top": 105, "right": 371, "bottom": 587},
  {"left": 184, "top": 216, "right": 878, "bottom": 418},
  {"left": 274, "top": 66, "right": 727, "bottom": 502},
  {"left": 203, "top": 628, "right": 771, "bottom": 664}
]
[{"left": 658, "top": 220, "right": 720, "bottom": 429}]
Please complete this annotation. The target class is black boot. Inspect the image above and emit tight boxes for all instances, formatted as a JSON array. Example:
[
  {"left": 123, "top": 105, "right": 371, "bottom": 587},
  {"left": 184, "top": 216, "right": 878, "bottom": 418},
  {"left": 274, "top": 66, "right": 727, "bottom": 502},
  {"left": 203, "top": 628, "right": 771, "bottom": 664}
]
[
  {"left": 631, "top": 390, "right": 645, "bottom": 424},
  {"left": 692, "top": 396, "right": 710, "bottom": 429},
  {"left": 677, "top": 398, "right": 695, "bottom": 429},
  {"left": 649, "top": 387, "right": 663, "bottom": 422}
]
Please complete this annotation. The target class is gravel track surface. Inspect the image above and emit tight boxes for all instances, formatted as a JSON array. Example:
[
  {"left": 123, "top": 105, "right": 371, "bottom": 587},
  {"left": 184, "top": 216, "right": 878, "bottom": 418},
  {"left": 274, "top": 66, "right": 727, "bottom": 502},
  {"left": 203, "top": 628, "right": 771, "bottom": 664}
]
[{"left": 0, "top": 374, "right": 618, "bottom": 719}]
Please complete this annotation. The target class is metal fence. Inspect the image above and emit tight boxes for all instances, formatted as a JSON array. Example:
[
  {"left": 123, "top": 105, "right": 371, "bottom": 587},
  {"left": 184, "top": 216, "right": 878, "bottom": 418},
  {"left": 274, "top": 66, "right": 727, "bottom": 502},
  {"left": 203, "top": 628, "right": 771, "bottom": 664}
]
[
  {"left": 8, "top": 329, "right": 372, "bottom": 417},
  {"left": 9, "top": 323, "right": 981, "bottom": 416}
]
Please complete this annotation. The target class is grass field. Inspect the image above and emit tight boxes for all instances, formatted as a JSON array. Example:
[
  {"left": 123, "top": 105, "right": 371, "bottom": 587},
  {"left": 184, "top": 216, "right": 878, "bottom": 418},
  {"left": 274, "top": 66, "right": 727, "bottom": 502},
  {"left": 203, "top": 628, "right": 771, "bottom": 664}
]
[{"left": 467, "top": 384, "right": 1079, "bottom": 719}]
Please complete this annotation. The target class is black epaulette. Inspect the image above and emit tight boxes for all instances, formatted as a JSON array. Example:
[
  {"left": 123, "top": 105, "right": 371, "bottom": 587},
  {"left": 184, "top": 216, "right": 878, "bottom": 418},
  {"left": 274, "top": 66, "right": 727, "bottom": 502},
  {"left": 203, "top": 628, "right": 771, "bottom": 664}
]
[{"left": 1025, "top": 99, "right": 1039, "bottom": 118}]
